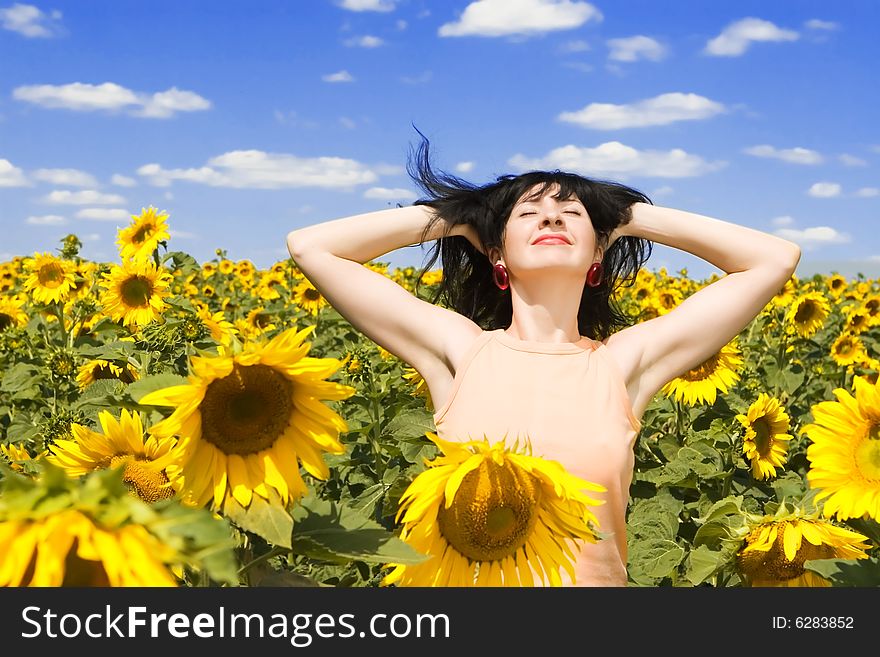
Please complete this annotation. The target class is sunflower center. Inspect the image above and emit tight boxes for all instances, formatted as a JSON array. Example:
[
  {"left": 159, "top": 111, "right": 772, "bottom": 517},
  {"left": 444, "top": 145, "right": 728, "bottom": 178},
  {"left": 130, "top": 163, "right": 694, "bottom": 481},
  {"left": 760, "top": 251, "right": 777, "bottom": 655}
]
[
  {"left": 854, "top": 424, "right": 880, "bottom": 480},
  {"left": 835, "top": 337, "right": 856, "bottom": 357},
  {"left": 120, "top": 276, "right": 154, "bottom": 307},
  {"left": 794, "top": 301, "right": 817, "bottom": 323},
  {"left": 38, "top": 262, "right": 65, "bottom": 288},
  {"left": 436, "top": 457, "right": 542, "bottom": 562},
  {"left": 132, "top": 223, "right": 154, "bottom": 244},
  {"left": 0, "top": 313, "right": 12, "bottom": 331},
  {"left": 752, "top": 417, "right": 773, "bottom": 456},
  {"left": 682, "top": 354, "right": 719, "bottom": 382},
  {"left": 738, "top": 523, "right": 836, "bottom": 582},
  {"left": 304, "top": 289, "right": 321, "bottom": 301},
  {"left": 201, "top": 363, "right": 293, "bottom": 455},
  {"left": 109, "top": 455, "right": 175, "bottom": 503}
]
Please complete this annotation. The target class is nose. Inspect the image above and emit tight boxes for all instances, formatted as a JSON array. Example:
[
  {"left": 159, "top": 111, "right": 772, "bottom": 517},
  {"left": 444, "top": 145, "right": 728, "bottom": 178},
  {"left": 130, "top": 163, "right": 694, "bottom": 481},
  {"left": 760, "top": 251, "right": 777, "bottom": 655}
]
[{"left": 541, "top": 212, "right": 564, "bottom": 227}]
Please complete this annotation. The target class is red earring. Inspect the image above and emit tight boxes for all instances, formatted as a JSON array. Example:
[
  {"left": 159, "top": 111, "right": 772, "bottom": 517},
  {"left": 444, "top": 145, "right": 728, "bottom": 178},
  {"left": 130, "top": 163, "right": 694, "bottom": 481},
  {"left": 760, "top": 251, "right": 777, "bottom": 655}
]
[
  {"left": 493, "top": 263, "right": 509, "bottom": 290},
  {"left": 586, "top": 262, "right": 603, "bottom": 287}
]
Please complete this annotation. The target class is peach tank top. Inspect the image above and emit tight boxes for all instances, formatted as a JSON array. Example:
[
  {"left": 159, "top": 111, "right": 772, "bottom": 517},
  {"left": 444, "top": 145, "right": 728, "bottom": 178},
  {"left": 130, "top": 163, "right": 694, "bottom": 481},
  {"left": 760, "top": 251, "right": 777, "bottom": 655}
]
[{"left": 432, "top": 328, "right": 642, "bottom": 587}]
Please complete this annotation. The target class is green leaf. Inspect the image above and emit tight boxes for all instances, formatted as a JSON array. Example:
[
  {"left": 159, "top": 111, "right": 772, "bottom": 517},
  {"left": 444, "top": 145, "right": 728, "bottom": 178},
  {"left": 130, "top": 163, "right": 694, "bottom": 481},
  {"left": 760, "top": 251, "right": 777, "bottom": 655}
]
[
  {"left": 684, "top": 545, "right": 726, "bottom": 586},
  {"left": 803, "top": 557, "right": 880, "bottom": 586},
  {"left": 384, "top": 408, "right": 436, "bottom": 440},
  {"left": 290, "top": 494, "right": 427, "bottom": 565},
  {"left": 223, "top": 495, "right": 294, "bottom": 549},
  {"left": 1, "top": 363, "right": 41, "bottom": 394},
  {"left": 127, "top": 373, "right": 190, "bottom": 403}
]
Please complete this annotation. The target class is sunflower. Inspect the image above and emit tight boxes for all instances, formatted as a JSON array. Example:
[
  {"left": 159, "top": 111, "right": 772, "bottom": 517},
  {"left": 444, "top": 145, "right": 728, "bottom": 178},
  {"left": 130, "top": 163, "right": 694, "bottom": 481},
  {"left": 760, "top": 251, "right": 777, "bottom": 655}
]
[
  {"left": 22, "top": 252, "right": 77, "bottom": 305},
  {"left": 771, "top": 275, "right": 799, "bottom": 308},
  {"left": 100, "top": 259, "right": 172, "bottom": 327},
  {"left": 402, "top": 366, "right": 432, "bottom": 409},
  {"left": 47, "top": 409, "right": 183, "bottom": 503},
  {"left": 800, "top": 375, "right": 880, "bottom": 522},
  {"left": 0, "top": 508, "right": 181, "bottom": 586},
  {"left": 785, "top": 291, "right": 831, "bottom": 338},
  {"left": 116, "top": 206, "right": 171, "bottom": 262},
  {"left": 76, "top": 358, "right": 140, "bottom": 390},
  {"left": 654, "top": 287, "right": 684, "bottom": 314},
  {"left": 195, "top": 305, "right": 236, "bottom": 344},
  {"left": 0, "top": 294, "right": 28, "bottom": 331},
  {"left": 235, "top": 307, "right": 276, "bottom": 340},
  {"left": 844, "top": 307, "right": 871, "bottom": 334},
  {"left": 661, "top": 339, "right": 743, "bottom": 406},
  {"left": 826, "top": 273, "right": 848, "bottom": 298},
  {"left": 139, "top": 325, "right": 356, "bottom": 509},
  {"left": 830, "top": 332, "right": 867, "bottom": 368},
  {"left": 735, "top": 505, "right": 871, "bottom": 587},
  {"left": 292, "top": 278, "right": 329, "bottom": 316},
  {"left": 381, "top": 432, "right": 606, "bottom": 587},
  {"left": 863, "top": 295, "right": 880, "bottom": 326},
  {"left": 0, "top": 442, "right": 41, "bottom": 472},
  {"left": 735, "top": 393, "right": 792, "bottom": 480}
]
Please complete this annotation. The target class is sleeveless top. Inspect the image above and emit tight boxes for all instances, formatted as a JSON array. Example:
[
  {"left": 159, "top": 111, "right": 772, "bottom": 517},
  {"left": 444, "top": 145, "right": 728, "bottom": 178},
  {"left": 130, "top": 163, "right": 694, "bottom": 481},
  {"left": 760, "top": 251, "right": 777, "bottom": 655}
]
[{"left": 432, "top": 328, "right": 642, "bottom": 587}]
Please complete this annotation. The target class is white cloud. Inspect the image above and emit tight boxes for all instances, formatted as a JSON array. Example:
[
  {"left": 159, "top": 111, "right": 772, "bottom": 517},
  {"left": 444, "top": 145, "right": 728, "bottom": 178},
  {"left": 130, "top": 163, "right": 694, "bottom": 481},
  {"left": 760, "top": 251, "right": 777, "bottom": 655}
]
[
  {"left": 363, "top": 187, "right": 417, "bottom": 200},
  {"left": 855, "top": 187, "right": 879, "bottom": 198},
  {"left": 774, "top": 225, "right": 850, "bottom": 250},
  {"left": 771, "top": 215, "right": 795, "bottom": 227},
  {"left": 168, "top": 229, "right": 196, "bottom": 239},
  {"left": 396, "top": 19, "right": 407, "bottom": 30},
  {"left": 338, "top": 0, "right": 396, "bottom": 11},
  {"left": 455, "top": 161, "right": 475, "bottom": 173},
  {"left": 0, "top": 158, "right": 30, "bottom": 187},
  {"left": 132, "top": 87, "right": 212, "bottom": 119},
  {"left": 607, "top": 36, "right": 667, "bottom": 62},
  {"left": 79, "top": 233, "right": 101, "bottom": 242},
  {"left": 0, "top": 3, "right": 63, "bottom": 38},
  {"left": 32, "top": 168, "right": 98, "bottom": 187},
  {"left": 439, "top": 0, "right": 602, "bottom": 38},
  {"left": 704, "top": 17, "right": 798, "bottom": 57},
  {"left": 838, "top": 154, "right": 867, "bottom": 167},
  {"left": 742, "top": 145, "right": 822, "bottom": 165},
  {"left": 26, "top": 214, "right": 66, "bottom": 225},
  {"left": 558, "top": 92, "right": 725, "bottom": 130},
  {"left": 805, "top": 19, "right": 839, "bottom": 31},
  {"left": 111, "top": 174, "right": 137, "bottom": 187},
  {"left": 339, "top": 117, "right": 357, "bottom": 129},
  {"left": 650, "top": 185, "right": 674, "bottom": 197},
  {"left": 322, "top": 70, "right": 354, "bottom": 83},
  {"left": 508, "top": 141, "right": 725, "bottom": 179},
  {"left": 344, "top": 35, "right": 384, "bottom": 47},
  {"left": 75, "top": 208, "right": 131, "bottom": 221},
  {"left": 41, "top": 190, "right": 127, "bottom": 205},
  {"left": 273, "top": 110, "right": 320, "bottom": 128},
  {"left": 13, "top": 82, "right": 211, "bottom": 119},
  {"left": 808, "top": 182, "right": 841, "bottom": 198},
  {"left": 137, "top": 150, "right": 381, "bottom": 189}
]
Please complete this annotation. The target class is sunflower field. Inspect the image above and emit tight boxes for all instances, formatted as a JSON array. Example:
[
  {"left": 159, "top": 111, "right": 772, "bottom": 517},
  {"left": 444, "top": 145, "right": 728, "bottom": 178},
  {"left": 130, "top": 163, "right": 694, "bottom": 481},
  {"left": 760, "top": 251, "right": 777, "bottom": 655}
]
[{"left": 1, "top": 206, "right": 879, "bottom": 587}]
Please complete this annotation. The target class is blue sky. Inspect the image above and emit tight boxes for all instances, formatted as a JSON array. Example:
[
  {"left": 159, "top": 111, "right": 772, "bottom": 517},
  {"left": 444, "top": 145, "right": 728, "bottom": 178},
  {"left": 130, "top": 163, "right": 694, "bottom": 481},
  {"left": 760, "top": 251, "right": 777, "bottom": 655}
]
[{"left": 1, "top": 0, "right": 878, "bottom": 280}]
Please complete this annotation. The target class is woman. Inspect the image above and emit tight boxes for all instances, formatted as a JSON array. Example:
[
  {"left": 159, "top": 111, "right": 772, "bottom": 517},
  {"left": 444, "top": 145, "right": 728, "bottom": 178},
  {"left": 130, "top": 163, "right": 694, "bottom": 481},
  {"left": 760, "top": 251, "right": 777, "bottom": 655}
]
[{"left": 285, "top": 133, "right": 801, "bottom": 586}]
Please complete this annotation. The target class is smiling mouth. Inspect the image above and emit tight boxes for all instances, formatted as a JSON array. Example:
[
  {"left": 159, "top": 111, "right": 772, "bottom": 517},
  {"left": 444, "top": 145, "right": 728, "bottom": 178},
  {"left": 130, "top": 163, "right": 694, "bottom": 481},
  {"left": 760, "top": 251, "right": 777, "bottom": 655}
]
[{"left": 533, "top": 238, "right": 570, "bottom": 245}]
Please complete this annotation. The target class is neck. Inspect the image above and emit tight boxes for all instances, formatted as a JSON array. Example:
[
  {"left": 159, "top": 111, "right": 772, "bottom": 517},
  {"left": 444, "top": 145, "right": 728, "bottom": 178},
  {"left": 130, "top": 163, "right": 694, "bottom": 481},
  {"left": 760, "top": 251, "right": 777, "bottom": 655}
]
[{"left": 505, "top": 270, "right": 585, "bottom": 343}]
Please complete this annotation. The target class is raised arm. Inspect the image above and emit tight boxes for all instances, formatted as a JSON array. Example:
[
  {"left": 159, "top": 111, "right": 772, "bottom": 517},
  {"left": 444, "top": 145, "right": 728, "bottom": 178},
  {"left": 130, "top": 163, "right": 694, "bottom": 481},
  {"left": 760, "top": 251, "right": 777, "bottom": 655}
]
[
  {"left": 285, "top": 205, "right": 478, "bottom": 374},
  {"left": 610, "top": 202, "right": 801, "bottom": 400}
]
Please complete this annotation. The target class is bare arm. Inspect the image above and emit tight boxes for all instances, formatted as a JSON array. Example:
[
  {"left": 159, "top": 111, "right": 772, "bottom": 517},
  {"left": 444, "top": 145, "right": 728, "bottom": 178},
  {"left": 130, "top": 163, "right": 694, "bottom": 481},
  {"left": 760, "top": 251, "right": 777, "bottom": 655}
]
[
  {"left": 285, "top": 205, "right": 478, "bottom": 375},
  {"left": 611, "top": 202, "right": 801, "bottom": 397}
]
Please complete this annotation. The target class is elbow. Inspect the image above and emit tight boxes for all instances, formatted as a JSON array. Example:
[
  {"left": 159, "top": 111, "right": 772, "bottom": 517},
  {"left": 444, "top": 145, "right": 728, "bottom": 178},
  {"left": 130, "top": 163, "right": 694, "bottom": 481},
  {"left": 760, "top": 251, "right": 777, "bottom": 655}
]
[
  {"left": 286, "top": 230, "right": 305, "bottom": 260},
  {"left": 784, "top": 243, "right": 802, "bottom": 273}
]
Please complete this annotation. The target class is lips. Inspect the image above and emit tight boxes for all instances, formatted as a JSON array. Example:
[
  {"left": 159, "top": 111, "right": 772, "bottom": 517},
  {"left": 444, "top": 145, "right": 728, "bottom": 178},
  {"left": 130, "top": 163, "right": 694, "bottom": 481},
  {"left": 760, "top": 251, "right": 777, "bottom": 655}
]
[{"left": 532, "top": 235, "right": 571, "bottom": 245}]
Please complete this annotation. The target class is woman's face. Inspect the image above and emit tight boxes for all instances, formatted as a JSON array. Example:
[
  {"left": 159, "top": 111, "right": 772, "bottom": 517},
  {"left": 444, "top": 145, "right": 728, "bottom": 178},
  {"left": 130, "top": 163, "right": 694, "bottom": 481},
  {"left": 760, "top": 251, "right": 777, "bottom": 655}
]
[{"left": 492, "top": 183, "right": 600, "bottom": 275}]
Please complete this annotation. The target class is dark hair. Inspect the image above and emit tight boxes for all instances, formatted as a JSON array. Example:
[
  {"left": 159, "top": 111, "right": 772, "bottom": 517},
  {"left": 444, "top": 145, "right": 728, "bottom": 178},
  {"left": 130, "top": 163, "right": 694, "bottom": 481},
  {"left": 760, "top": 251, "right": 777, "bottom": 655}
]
[{"left": 408, "top": 128, "right": 653, "bottom": 341}]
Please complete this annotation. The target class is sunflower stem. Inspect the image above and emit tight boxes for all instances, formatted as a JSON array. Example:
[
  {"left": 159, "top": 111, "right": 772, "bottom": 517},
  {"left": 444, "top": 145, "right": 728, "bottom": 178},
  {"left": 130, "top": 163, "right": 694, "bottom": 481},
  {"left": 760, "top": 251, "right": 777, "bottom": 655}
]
[{"left": 238, "top": 546, "right": 288, "bottom": 581}]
